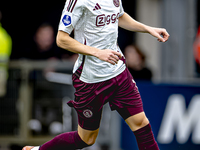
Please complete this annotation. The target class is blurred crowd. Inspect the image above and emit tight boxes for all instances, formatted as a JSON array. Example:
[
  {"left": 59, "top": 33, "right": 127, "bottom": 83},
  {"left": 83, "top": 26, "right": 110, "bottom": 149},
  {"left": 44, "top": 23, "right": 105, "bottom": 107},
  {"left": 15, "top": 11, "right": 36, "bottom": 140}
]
[
  {"left": 124, "top": 44, "right": 152, "bottom": 81},
  {"left": 0, "top": 10, "right": 78, "bottom": 98},
  {"left": 22, "top": 23, "right": 78, "bottom": 61}
]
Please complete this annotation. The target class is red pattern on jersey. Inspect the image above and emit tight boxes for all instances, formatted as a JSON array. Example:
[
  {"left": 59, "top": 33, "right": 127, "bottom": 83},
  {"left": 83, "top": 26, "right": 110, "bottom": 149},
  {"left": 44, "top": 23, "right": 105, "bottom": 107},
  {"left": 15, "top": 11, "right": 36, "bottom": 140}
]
[{"left": 67, "top": 0, "right": 78, "bottom": 13}]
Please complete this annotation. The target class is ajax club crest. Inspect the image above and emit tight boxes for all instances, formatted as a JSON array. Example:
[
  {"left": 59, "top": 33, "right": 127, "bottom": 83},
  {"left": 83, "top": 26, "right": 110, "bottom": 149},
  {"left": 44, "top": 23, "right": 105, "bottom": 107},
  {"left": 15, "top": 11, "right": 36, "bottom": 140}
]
[
  {"left": 83, "top": 109, "right": 93, "bottom": 118},
  {"left": 113, "top": 0, "right": 120, "bottom": 7}
]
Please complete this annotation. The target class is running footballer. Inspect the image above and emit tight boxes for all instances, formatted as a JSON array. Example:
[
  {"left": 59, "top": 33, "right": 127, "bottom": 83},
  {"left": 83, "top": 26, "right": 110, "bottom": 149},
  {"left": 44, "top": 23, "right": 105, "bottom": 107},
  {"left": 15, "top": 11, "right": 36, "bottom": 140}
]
[{"left": 23, "top": 0, "right": 169, "bottom": 150}]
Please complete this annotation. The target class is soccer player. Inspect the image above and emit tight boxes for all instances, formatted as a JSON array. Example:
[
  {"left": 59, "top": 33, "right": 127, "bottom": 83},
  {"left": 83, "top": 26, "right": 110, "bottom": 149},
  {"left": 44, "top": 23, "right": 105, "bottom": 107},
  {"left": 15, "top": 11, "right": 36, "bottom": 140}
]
[{"left": 23, "top": 0, "right": 169, "bottom": 150}]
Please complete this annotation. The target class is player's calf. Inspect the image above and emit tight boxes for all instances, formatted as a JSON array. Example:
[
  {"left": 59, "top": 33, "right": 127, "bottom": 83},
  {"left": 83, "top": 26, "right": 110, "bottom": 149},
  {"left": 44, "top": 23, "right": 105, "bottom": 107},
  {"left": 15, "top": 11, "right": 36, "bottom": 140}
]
[
  {"left": 22, "top": 131, "right": 90, "bottom": 150},
  {"left": 133, "top": 124, "right": 159, "bottom": 150},
  {"left": 39, "top": 131, "right": 89, "bottom": 150},
  {"left": 125, "top": 112, "right": 159, "bottom": 150}
]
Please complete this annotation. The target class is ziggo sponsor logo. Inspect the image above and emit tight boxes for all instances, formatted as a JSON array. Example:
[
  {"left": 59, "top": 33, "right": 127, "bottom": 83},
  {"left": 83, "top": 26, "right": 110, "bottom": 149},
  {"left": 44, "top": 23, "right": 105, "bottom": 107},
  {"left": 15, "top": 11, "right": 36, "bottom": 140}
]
[{"left": 96, "top": 13, "right": 119, "bottom": 27}]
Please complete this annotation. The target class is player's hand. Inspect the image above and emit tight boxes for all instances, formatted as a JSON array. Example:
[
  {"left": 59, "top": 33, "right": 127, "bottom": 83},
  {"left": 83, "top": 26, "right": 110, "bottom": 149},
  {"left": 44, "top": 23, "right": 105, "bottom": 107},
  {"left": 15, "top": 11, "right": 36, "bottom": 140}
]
[
  {"left": 96, "top": 49, "right": 122, "bottom": 65},
  {"left": 148, "top": 27, "right": 170, "bottom": 42}
]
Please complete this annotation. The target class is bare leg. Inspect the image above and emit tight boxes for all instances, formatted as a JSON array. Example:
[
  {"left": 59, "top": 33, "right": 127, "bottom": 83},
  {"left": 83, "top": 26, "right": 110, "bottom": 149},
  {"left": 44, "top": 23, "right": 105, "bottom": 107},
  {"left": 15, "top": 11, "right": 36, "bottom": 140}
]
[
  {"left": 78, "top": 125, "right": 99, "bottom": 145},
  {"left": 125, "top": 112, "right": 149, "bottom": 131},
  {"left": 125, "top": 112, "right": 159, "bottom": 150}
]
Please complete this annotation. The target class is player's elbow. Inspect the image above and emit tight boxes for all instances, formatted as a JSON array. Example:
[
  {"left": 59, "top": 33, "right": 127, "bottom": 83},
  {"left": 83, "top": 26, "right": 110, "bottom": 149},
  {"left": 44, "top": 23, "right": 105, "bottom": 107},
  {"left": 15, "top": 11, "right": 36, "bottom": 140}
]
[
  {"left": 56, "top": 32, "right": 64, "bottom": 48},
  {"left": 56, "top": 38, "right": 62, "bottom": 49},
  {"left": 56, "top": 31, "right": 69, "bottom": 49}
]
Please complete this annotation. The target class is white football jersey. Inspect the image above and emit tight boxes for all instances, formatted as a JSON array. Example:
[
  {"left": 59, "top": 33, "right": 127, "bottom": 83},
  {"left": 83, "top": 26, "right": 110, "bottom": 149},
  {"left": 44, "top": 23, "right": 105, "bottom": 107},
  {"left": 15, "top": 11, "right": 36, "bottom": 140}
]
[{"left": 58, "top": 0, "right": 126, "bottom": 83}]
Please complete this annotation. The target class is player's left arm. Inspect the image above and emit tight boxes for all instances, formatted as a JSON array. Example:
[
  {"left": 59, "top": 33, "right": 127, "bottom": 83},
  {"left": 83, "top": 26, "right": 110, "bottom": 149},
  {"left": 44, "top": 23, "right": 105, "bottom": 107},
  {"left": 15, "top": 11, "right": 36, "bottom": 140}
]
[{"left": 118, "top": 12, "right": 169, "bottom": 42}]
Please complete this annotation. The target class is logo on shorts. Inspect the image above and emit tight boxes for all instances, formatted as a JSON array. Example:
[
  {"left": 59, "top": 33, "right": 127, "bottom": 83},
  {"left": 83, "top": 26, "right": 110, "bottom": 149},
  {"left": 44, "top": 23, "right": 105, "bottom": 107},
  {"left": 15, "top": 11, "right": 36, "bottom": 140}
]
[
  {"left": 113, "top": 0, "right": 120, "bottom": 7},
  {"left": 83, "top": 109, "right": 93, "bottom": 118},
  {"left": 62, "top": 15, "right": 72, "bottom": 26}
]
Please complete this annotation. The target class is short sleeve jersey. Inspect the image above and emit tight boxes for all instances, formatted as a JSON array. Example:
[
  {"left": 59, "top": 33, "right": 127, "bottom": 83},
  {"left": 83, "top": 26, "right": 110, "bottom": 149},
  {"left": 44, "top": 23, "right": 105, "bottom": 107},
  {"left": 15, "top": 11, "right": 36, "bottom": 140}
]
[{"left": 58, "top": 0, "right": 126, "bottom": 83}]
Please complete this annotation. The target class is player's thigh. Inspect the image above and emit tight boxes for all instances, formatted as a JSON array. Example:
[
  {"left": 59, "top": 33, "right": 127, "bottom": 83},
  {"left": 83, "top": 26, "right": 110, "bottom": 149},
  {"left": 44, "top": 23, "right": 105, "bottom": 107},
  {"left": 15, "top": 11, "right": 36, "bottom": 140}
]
[
  {"left": 125, "top": 112, "right": 149, "bottom": 131},
  {"left": 75, "top": 106, "right": 102, "bottom": 145},
  {"left": 78, "top": 125, "right": 99, "bottom": 145},
  {"left": 113, "top": 68, "right": 148, "bottom": 131}
]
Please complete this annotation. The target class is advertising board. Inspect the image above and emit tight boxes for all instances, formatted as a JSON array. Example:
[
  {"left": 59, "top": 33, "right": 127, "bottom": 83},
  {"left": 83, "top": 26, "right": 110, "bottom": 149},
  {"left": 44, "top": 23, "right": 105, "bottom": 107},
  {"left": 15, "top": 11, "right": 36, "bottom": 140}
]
[{"left": 121, "top": 82, "right": 200, "bottom": 150}]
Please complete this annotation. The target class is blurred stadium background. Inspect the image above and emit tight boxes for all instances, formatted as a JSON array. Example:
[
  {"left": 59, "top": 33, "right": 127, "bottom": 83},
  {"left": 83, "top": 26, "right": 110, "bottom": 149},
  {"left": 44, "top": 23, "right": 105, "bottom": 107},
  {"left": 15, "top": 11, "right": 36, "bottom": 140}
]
[{"left": 0, "top": 0, "right": 200, "bottom": 150}]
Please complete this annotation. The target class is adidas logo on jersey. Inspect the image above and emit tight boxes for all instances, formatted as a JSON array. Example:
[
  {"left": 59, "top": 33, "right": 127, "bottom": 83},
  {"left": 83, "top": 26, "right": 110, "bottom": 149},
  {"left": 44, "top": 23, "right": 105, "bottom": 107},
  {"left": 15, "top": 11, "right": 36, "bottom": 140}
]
[{"left": 93, "top": 3, "right": 101, "bottom": 11}]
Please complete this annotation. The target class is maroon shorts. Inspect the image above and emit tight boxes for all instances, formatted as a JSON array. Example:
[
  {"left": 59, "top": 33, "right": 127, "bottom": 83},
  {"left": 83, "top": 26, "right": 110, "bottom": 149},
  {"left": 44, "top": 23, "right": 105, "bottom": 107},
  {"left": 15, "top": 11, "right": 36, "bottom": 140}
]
[{"left": 68, "top": 61, "right": 144, "bottom": 130}]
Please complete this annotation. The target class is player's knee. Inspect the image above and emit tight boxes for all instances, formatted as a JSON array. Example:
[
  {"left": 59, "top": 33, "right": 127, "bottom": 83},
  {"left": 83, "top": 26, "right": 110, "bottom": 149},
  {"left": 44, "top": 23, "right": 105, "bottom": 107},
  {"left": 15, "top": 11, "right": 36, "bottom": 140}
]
[
  {"left": 78, "top": 126, "right": 99, "bottom": 146},
  {"left": 86, "top": 136, "right": 97, "bottom": 145},
  {"left": 125, "top": 112, "right": 149, "bottom": 131},
  {"left": 135, "top": 115, "right": 149, "bottom": 127},
  {"left": 84, "top": 132, "right": 98, "bottom": 145}
]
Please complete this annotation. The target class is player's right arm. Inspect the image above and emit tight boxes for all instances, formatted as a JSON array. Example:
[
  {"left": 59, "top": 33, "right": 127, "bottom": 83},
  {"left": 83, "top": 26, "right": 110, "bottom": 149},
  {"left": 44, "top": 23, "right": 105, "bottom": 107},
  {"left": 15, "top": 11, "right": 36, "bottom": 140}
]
[
  {"left": 56, "top": 31, "right": 121, "bottom": 65},
  {"left": 118, "top": 13, "right": 169, "bottom": 42}
]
